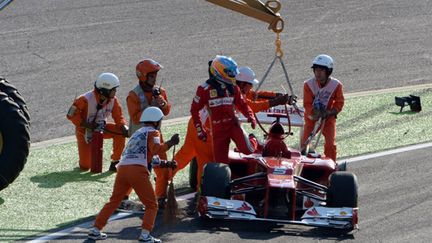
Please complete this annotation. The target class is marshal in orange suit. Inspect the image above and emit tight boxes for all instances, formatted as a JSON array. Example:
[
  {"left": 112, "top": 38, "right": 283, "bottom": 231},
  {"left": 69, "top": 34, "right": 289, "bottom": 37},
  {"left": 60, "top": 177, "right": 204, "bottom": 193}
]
[{"left": 67, "top": 73, "right": 128, "bottom": 171}]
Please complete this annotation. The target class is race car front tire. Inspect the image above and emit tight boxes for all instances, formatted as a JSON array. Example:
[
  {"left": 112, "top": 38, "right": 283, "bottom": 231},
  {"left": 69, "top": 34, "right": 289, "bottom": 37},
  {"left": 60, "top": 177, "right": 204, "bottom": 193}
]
[
  {"left": 326, "top": 171, "right": 358, "bottom": 208},
  {"left": 201, "top": 162, "right": 231, "bottom": 199},
  {"left": 0, "top": 92, "right": 30, "bottom": 191}
]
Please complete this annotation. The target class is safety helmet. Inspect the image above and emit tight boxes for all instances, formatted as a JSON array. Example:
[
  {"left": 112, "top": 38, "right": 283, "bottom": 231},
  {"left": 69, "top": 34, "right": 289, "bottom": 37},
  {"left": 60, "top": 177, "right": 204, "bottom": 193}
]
[
  {"left": 136, "top": 59, "right": 163, "bottom": 82},
  {"left": 140, "top": 106, "right": 164, "bottom": 123},
  {"left": 209, "top": 55, "right": 239, "bottom": 84},
  {"left": 94, "top": 72, "right": 120, "bottom": 97},
  {"left": 311, "top": 54, "right": 334, "bottom": 70},
  {"left": 235, "top": 66, "right": 259, "bottom": 85}
]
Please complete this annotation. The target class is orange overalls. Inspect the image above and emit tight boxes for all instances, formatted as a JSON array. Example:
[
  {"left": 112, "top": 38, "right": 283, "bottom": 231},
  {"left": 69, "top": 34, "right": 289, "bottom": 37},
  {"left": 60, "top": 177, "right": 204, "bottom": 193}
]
[
  {"left": 126, "top": 84, "right": 171, "bottom": 199},
  {"left": 245, "top": 90, "right": 276, "bottom": 112},
  {"left": 67, "top": 90, "right": 126, "bottom": 171},
  {"left": 301, "top": 77, "right": 344, "bottom": 162},
  {"left": 94, "top": 126, "right": 169, "bottom": 232},
  {"left": 173, "top": 111, "right": 213, "bottom": 191}
]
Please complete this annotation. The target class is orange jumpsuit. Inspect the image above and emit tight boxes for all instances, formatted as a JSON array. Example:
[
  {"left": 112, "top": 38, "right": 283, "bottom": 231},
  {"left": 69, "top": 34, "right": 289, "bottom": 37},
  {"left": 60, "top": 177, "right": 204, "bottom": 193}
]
[
  {"left": 126, "top": 84, "right": 171, "bottom": 199},
  {"left": 67, "top": 90, "right": 126, "bottom": 171},
  {"left": 301, "top": 77, "right": 344, "bottom": 162},
  {"left": 94, "top": 126, "right": 169, "bottom": 232},
  {"left": 173, "top": 115, "right": 213, "bottom": 191},
  {"left": 245, "top": 90, "right": 276, "bottom": 112}
]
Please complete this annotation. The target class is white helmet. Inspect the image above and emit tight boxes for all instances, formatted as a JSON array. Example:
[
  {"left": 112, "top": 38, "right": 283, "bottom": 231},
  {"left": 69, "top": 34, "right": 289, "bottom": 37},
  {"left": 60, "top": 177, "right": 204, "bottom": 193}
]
[
  {"left": 95, "top": 72, "right": 120, "bottom": 91},
  {"left": 140, "top": 106, "right": 164, "bottom": 122},
  {"left": 235, "top": 66, "right": 259, "bottom": 85},
  {"left": 311, "top": 54, "right": 334, "bottom": 70}
]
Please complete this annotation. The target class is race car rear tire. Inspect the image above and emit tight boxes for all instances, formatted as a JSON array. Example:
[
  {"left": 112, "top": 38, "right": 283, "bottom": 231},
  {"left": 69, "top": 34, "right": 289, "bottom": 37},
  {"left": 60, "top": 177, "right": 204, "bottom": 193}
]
[
  {"left": 326, "top": 171, "right": 358, "bottom": 208},
  {"left": 201, "top": 162, "right": 231, "bottom": 199},
  {"left": 0, "top": 78, "right": 30, "bottom": 122},
  {"left": 0, "top": 92, "right": 30, "bottom": 191},
  {"left": 189, "top": 157, "right": 198, "bottom": 189}
]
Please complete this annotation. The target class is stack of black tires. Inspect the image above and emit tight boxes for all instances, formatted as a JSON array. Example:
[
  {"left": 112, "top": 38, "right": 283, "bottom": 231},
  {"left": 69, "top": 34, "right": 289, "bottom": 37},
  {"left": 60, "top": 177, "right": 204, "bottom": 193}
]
[{"left": 0, "top": 77, "right": 30, "bottom": 191}]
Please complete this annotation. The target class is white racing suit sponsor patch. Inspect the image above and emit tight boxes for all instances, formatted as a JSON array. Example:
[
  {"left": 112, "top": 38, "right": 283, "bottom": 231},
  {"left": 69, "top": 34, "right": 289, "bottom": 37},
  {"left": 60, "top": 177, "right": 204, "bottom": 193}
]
[{"left": 208, "top": 97, "right": 234, "bottom": 107}]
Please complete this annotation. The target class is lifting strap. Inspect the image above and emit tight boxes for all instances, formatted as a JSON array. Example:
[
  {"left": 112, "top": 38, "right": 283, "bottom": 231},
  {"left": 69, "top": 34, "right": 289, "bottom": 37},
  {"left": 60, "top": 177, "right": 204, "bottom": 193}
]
[{"left": 254, "top": 32, "right": 302, "bottom": 117}]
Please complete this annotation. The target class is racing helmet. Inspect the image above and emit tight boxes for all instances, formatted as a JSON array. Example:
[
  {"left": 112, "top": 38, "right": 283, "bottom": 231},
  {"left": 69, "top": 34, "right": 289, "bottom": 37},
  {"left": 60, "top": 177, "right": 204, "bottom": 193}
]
[
  {"left": 136, "top": 59, "right": 163, "bottom": 82},
  {"left": 140, "top": 106, "right": 164, "bottom": 123},
  {"left": 311, "top": 54, "right": 333, "bottom": 75},
  {"left": 235, "top": 66, "right": 259, "bottom": 85},
  {"left": 209, "top": 55, "right": 239, "bottom": 84},
  {"left": 94, "top": 72, "right": 120, "bottom": 97}
]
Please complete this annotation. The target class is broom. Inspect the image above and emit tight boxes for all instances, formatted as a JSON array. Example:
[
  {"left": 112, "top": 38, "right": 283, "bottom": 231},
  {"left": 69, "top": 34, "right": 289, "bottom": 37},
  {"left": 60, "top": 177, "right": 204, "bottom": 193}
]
[{"left": 164, "top": 145, "right": 180, "bottom": 224}]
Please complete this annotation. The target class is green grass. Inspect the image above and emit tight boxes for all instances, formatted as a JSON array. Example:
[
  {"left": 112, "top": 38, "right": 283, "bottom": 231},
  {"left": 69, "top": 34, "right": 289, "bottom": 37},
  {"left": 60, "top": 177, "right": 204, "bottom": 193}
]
[{"left": 0, "top": 88, "right": 431, "bottom": 241}]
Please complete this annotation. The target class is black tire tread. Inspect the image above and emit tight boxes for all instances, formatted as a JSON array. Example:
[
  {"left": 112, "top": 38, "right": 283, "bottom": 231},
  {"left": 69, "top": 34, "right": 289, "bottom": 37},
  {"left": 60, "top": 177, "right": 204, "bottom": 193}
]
[
  {"left": 326, "top": 171, "right": 358, "bottom": 208},
  {"left": 0, "top": 92, "right": 30, "bottom": 191},
  {"left": 0, "top": 78, "right": 30, "bottom": 122},
  {"left": 189, "top": 158, "right": 198, "bottom": 189},
  {"left": 201, "top": 162, "right": 231, "bottom": 199}
]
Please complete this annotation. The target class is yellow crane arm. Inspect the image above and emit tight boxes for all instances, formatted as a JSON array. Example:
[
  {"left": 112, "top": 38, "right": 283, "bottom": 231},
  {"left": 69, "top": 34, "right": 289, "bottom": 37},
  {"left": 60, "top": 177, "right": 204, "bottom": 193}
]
[{"left": 206, "top": 0, "right": 284, "bottom": 33}]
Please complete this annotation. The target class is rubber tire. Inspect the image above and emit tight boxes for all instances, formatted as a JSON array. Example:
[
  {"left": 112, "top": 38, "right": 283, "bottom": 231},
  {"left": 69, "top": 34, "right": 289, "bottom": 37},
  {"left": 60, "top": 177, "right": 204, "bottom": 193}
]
[
  {"left": 189, "top": 157, "right": 198, "bottom": 189},
  {"left": 0, "top": 78, "right": 30, "bottom": 122},
  {"left": 326, "top": 172, "right": 358, "bottom": 208},
  {"left": 0, "top": 92, "right": 30, "bottom": 191},
  {"left": 200, "top": 162, "right": 231, "bottom": 199}
]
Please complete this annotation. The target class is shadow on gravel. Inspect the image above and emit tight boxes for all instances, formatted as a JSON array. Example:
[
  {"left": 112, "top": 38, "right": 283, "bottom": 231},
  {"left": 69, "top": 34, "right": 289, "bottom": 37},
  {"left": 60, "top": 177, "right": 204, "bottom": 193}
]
[
  {"left": 30, "top": 167, "right": 112, "bottom": 188},
  {"left": 0, "top": 197, "right": 4, "bottom": 205}
]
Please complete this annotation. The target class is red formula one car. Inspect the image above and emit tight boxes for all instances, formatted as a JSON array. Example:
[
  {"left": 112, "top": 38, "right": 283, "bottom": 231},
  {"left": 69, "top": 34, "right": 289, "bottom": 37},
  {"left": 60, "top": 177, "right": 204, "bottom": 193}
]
[{"left": 197, "top": 110, "right": 358, "bottom": 231}]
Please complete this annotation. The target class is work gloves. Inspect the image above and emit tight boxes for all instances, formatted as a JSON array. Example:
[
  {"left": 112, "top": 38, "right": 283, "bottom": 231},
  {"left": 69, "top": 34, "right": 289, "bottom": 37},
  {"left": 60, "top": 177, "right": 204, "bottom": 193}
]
[
  {"left": 310, "top": 108, "right": 337, "bottom": 120},
  {"left": 81, "top": 121, "right": 97, "bottom": 130},
  {"left": 121, "top": 125, "right": 129, "bottom": 138},
  {"left": 268, "top": 94, "right": 297, "bottom": 107},
  {"left": 80, "top": 120, "right": 105, "bottom": 130},
  {"left": 152, "top": 158, "right": 178, "bottom": 169},
  {"left": 196, "top": 126, "right": 208, "bottom": 142},
  {"left": 165, "top": 133, "right": 180, "bottom": 148},
  {"left": 151, "top": 93, "right": 167, "bottom": 109},
  {"left": 158, "top": 160, "right": 178, "bottom": 169}
]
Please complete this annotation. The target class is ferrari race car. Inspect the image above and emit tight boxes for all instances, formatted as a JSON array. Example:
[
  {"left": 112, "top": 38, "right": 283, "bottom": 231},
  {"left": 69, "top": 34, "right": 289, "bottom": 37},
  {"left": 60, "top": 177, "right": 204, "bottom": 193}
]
[{"left": 197, "top": 108, "right": 358, "bottom": 231}]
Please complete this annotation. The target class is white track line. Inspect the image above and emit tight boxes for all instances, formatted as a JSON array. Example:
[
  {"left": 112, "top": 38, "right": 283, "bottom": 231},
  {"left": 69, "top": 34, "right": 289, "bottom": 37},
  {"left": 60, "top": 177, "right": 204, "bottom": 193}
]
[
  {"left": 28, "top": 141, "right": 432, "bottom": 242},
  {"left": 344, "top": 142, "right": 432, "bottom": 163}
]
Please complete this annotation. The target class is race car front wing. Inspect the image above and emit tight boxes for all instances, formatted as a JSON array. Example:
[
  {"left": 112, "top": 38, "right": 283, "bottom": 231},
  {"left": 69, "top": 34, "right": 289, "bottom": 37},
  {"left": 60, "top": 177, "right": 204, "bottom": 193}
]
[{"left": 198, "top": 196, "right": 358, "bottom": 230}]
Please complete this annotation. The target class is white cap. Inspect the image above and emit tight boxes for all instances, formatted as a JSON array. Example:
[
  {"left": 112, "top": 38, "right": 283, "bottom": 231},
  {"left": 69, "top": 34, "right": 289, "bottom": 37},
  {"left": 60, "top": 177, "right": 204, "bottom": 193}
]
[
  {"left": 95, "top": 72, "right": 120, "bottom": 90},
  {"left": 312, "top": 54, "right": 334, "bottom": 69},
  {"left": 235, "top": 66, "right": 259, "bottom": 85},
  {"left": 140, "top": 106, "right": 164, "bottom": 122}
]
